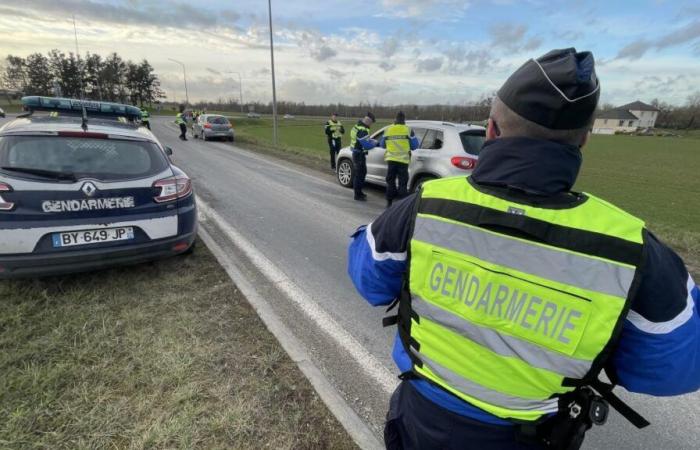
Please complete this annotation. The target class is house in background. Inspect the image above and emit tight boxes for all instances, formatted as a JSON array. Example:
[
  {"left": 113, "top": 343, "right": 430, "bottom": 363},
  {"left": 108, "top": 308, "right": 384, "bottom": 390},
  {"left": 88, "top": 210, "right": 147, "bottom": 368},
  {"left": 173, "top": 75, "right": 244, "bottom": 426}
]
[{"left": 592, "top": 100, "right": 660, "bottom": 135}]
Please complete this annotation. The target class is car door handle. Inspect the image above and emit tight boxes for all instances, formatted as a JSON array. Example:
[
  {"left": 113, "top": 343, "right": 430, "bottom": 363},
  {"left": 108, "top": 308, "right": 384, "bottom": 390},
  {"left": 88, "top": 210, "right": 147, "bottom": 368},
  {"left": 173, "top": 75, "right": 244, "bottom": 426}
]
[{"left": 414, "top": 156, "right": 426, "bottom": 161}]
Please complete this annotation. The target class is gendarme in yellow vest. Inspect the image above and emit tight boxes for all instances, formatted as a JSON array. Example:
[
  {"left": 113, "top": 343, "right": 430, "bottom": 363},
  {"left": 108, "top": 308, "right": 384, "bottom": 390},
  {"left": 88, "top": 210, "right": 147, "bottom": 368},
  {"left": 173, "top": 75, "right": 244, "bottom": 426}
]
[
  {"left": 398, "top": 176, "right": 645, "bottom": 422},
  {"left": 383, "top": 123, "right": 411, "bottom": 164}
]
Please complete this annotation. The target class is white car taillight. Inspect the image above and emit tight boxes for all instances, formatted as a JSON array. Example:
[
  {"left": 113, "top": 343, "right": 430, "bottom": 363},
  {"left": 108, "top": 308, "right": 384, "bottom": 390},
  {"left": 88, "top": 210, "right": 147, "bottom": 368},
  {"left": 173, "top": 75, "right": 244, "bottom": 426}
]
[
  {"left": 0, "top": 182, "right": 15, "bottom": 211},
  {"left": 450, "top": 156, "right": 478, "bottom": 170},
  {"left": 153, "top": 175, "right": 192, "bottom": 203}
]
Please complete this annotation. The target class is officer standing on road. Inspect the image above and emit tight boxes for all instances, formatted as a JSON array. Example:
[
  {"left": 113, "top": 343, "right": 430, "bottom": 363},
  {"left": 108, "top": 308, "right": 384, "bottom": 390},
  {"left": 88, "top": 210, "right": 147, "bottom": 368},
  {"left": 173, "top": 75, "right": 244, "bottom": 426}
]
[
  {"left": 350, "top": 112, "right": 380, "bottom": 201},
  {"left": 140, "top": 107, "right": 151, "bottom": 130},
  {"left": 348, "top": 48, "right": 700, "bottom": 449},
  {"left": 379, "top": 111, "right": 418, "bottom": 208},
  {"left": 175, "top": 105, "right": 187, "bottom": 141},
  {"left": 325, "top": 112, "right": 345, "bottom": 170}
]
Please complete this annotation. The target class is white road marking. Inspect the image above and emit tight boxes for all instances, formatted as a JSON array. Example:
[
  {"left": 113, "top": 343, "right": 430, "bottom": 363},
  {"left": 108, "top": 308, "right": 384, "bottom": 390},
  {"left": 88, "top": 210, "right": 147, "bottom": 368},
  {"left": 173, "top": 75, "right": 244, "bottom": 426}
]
[{"left": 197, "top": 197, "right": 398, "bottom": 394}]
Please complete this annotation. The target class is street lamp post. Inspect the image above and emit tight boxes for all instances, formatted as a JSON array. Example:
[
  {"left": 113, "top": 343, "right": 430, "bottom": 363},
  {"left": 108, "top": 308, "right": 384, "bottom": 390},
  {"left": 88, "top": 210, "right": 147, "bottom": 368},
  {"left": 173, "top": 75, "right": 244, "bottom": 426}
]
[
  {"left": 268, "top": 0, "right": 278, "bottom": 145},
  {"left": 168, "top": 58, "right": 189, "bottom": 106},
  {"left": 225, "top": 71, "right": 244, "bottom": 113}
]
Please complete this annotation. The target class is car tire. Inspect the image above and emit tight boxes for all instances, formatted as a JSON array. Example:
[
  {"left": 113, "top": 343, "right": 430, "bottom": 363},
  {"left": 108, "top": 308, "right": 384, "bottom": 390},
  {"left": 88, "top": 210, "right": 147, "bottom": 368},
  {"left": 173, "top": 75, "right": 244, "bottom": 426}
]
[
  {"left": 411, "top": 175, "right": 437, "bottom": 193},
  {"left": 229, "top": 136, "right": 234, "bottom": 142},
  {"left": 337, "top": 158, "right": 353, "bottom": 188}
]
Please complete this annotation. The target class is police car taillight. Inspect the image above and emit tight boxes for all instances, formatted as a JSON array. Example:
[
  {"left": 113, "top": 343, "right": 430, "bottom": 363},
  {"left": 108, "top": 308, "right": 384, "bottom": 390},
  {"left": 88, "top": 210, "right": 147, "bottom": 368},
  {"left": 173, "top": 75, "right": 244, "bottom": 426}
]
[
  {"left": 450, "top": 156, "right": 477, "bottom": 170},
  {"left": 0, "top": 182, "right": 15, "bottom": 211},
  {"left": 153, "top": 175, "right": 192, "bottom": 203}
]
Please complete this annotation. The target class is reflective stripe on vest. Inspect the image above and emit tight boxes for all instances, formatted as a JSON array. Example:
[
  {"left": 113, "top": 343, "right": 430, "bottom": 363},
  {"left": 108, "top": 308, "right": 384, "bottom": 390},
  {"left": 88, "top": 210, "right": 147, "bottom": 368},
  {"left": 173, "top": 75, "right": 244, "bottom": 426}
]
[
  {"left": 351, "top": 123, "right": 370, "bottom": 150},
  {"left": 175, "top": 113, "right": 185, "bottom": 125},
  {"left": 404, "top": 176, "right": 644, "bottom": 422},
  {"left": 327, "top": 120, "right": 343, "bottom": 139},
  {"left": 384, "top": 124, "right": 411, "bottom": 164}
]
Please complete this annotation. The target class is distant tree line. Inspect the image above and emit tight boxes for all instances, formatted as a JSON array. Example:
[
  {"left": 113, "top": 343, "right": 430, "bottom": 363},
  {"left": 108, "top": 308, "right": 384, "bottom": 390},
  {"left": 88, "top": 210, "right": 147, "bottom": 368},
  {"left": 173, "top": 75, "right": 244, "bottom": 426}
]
[
  {"left": 178, "top": 96, "right": 495, "bottom": 123},
  {"left": 650, "top": 94, "right": 700, "bottom": 129},
  {"left": 1, "top": 50, "right": 164, "bottom": 107}
]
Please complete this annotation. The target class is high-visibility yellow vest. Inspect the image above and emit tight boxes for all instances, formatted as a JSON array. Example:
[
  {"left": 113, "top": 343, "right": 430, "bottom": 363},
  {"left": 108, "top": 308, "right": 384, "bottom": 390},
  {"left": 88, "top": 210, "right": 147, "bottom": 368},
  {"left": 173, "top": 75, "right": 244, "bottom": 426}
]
[
  {"left": 327, "top": 119, "right": 343, "bottom": 139},
  {"left": 384, "top": 123, "right": 411, "bottom": 164},
  {"left": 141, "top": 110, "right": 150, "bottom": 121},
  {"left": 351, "top": 123, "right": 370, "bottom": 151},
  {"left": 175, "top": 113, "right": 185, "bottom": 125},
  {"left": 399, "top": 176, "right": 645, "bottom": 422}
]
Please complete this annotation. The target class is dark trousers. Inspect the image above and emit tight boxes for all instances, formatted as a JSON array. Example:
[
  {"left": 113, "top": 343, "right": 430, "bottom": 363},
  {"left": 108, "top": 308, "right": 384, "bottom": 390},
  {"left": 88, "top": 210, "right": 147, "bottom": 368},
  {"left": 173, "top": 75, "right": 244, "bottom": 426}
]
[
  {"left": 179, "top": 123, "right": 187, "bottom": 139},
  {"left": 328, "top": 138, "right": 341, "bottom": 169},
  {"left": 143, "top": 121, "right": 151, "bottom": 130},
  {"left": 385, "top": 381, "right": 545, "bottom": 450},
  {"left": 352, "top": 151, "right": 367, "bottom": 197},
  {"left": 386, "top": 161, "right": 409, "bottom": 202}
]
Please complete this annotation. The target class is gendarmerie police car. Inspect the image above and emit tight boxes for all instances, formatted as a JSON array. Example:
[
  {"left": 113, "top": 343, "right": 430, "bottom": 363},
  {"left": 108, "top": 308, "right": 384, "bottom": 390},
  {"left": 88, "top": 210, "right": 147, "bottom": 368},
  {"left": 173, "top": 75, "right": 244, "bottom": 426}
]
[{"left": 0, "top": 96, "right": 197, "bottom": 278}]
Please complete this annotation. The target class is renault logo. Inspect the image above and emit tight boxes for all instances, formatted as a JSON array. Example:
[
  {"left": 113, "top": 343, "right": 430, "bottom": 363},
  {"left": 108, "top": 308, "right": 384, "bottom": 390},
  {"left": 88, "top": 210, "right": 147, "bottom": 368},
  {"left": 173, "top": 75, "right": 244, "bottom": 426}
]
[{"left": 81, "top": 182, "right": 98, "bottom": 197}]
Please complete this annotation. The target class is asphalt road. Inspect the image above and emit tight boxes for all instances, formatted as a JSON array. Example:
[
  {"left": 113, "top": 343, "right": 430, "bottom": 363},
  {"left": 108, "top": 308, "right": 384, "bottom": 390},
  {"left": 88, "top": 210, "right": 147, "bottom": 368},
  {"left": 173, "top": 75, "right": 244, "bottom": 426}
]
[{"left": 147, "top": 116, "right": 698, "bottom": 449}]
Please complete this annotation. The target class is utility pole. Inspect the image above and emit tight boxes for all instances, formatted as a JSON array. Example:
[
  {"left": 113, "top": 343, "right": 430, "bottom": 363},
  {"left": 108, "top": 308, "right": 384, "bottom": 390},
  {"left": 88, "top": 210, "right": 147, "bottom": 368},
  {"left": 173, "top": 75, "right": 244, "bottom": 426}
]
[
  {"left": 268, "top": 0, "right": 278, "bottom": 145},
  {"left": 168, "top": 58, "right": 189, "bottom": 106},
  {"left": 225, "top": 71, "right": 244, "bottom": 113},
  {"left": 72, "top": 15, "right": 84, "bottom": 99}
]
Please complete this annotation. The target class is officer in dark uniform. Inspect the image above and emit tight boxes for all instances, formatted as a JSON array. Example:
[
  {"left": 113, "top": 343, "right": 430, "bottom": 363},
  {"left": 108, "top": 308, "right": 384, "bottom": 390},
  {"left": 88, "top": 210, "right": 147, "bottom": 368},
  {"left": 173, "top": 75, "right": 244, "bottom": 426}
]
[
  {"left": 350, "top": 112, "right": 380, "bottom": 201},
  {"left": 325, "top": 113, "right": 345, "bottom": 170},
  {"left": 348, "top": 48, "right": 700, "bottom": 449}
]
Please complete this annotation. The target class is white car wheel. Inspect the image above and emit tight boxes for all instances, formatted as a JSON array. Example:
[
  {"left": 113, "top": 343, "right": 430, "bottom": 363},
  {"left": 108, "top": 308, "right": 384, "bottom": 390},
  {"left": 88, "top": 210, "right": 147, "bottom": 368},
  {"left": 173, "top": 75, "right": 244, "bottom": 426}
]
[{"left": 337, "top": 159, "right": 353, "bottom": 188}]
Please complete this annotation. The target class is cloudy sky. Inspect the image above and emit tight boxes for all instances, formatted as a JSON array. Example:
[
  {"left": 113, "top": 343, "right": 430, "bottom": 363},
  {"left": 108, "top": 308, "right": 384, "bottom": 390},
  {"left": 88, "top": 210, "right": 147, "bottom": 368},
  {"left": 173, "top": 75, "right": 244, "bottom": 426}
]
[{"left": 1, "top": 0, "right": 699, "bottom": 106}]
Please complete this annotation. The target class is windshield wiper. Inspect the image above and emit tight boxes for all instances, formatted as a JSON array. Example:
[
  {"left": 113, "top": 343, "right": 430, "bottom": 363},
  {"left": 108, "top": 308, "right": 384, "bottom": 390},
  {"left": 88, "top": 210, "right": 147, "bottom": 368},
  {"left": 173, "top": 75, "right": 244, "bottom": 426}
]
[{"left": 1, "top": 166, "right": 77, "bottom": 181}]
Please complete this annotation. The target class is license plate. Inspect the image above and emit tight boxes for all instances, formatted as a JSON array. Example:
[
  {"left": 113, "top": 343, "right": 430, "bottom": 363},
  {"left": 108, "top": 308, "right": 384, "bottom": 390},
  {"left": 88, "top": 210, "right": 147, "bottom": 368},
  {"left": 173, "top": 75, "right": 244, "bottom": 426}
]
[{"left": 52, "top": 227, "right": 134, "bottom": 248}]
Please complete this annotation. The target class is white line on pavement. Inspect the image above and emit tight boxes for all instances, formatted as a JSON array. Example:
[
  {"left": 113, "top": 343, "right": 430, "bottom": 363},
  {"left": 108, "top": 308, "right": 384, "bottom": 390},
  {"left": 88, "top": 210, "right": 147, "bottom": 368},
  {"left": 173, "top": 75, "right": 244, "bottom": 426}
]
[{"left": 196, "top": 196, "right": 398, "bottom": 395}]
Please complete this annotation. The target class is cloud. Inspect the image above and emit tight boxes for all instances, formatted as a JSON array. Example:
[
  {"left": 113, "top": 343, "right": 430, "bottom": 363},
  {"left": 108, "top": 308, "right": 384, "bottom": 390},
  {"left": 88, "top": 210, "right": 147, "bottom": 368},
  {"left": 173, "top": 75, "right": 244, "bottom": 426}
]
[
  {"left": 325, "top": 68, "right": 346, "bottom": 79},
  {"left": 489, "top": 23, "right": 541, "bottom": 53},
  {"left": 380, "top": 36, "right": 400, "bottom": 58},
  {"left": 1, "top": 0, "right": 242, "bottom": 31},
  {"left": 378, "top": 61, "right": 396, "bottom": 71},
  {"left": 415, "top": 57, "right": 443, "bottom": 72},
  {"left": 377, "top": 0, "right": 472, "bottom": 21},
  {"left": 314, "top": 45, "right": 337, "bottom": 61},
  {"left": 616, "top": 20, "right": 700, "bottom": 60}
]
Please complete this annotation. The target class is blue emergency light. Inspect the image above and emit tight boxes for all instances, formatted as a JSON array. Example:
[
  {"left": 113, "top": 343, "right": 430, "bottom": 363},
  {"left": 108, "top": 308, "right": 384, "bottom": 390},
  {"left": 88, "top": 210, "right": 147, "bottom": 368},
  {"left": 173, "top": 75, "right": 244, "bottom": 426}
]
[{"left": 21, "top": 96, "right": 143, "bottom": 121}]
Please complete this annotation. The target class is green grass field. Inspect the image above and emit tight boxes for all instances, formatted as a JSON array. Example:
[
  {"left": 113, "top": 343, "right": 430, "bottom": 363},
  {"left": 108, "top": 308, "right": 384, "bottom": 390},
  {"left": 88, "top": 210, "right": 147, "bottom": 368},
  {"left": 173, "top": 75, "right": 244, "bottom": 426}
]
[
  {"left": 228, "top": 118, "right": 699, "bottom": 272},
  {"left": 0, "top": 242, "right": 355, "bottom": 449}
]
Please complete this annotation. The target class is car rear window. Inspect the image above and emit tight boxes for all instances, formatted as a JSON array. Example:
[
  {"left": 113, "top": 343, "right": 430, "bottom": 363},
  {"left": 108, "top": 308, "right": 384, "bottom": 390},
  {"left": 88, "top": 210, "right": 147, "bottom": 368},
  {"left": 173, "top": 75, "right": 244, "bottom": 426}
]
[
  {"left": 207, "top": 116, "right": 229, "bottom": 124},
  {"left": 459, "top": 130, "right": 486, "bottom": 156},
  {"left": 0, "top": 135, "right": 169, "bottom": 181}
]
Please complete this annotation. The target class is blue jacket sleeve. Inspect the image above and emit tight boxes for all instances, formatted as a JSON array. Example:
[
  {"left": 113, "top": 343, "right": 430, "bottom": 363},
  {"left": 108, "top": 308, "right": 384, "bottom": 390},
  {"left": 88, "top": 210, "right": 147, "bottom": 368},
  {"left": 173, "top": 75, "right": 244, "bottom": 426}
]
[
  {"left": 409, "top": 130, "right": 419, "bottom": 150},
  {"left": 611, "top": 231, "right": 700, "bottom": 396},
  {"left": 347, "top": 195, "right": 417, "bottom": 306}
]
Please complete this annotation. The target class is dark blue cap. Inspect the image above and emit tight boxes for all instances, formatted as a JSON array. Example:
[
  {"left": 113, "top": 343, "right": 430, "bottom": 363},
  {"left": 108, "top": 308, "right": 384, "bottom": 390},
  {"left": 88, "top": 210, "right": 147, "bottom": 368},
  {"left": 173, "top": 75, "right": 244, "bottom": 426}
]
[{"left": 497, "top": 48, "right": 600, "bottom": 130}]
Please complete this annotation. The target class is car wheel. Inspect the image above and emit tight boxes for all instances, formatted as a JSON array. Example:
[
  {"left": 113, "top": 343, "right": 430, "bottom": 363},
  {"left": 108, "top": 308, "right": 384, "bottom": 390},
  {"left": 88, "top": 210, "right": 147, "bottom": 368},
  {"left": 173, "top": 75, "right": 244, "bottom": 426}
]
[
  {"left": 337, "top": 158, "right": 353, "bottom": 188},
  {"left": 411, "top": 175, "right": 437, "bottom": 193},
  {"left": 229, "top": 136, "right": 234, "bottom": 142}
]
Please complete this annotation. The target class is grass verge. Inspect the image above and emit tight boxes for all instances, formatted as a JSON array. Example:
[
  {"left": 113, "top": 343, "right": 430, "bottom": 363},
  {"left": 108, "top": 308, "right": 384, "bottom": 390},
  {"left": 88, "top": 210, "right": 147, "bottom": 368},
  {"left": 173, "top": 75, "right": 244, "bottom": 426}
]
[{"left": 0, "top": 240, "right": 356, "bottom": 450}]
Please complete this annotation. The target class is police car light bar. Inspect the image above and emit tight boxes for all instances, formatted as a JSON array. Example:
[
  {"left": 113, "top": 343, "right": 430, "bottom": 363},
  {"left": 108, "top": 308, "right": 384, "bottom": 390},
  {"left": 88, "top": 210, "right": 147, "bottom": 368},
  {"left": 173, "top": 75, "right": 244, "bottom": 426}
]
[{"left": 21, "top": 96, "right": 143, "bottom": 121}]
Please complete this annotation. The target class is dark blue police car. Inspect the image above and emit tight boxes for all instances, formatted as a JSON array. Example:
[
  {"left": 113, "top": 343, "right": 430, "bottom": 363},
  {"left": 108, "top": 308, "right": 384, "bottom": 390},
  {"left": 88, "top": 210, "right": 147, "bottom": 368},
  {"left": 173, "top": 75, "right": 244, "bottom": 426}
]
[{"left": 0, "top": 97, "right": 197, "bottom": 278}]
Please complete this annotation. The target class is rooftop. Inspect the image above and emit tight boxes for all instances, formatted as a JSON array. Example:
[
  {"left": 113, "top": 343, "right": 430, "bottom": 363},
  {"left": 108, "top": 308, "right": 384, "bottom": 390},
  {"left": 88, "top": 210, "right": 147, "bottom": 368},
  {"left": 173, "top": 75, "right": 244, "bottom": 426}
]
[
  {"left": 596, "top": 109, "right": 641, "bottom": 120},
  {"left": 617, "top": 100, "right": 660, "bottom": 112}
]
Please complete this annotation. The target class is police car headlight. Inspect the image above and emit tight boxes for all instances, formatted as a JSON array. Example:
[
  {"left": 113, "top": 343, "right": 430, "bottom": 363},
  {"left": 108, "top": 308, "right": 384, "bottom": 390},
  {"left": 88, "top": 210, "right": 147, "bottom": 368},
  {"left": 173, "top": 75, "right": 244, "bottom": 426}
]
[{"left": 153, "top": 175, "right": 192, "bottom": 203}]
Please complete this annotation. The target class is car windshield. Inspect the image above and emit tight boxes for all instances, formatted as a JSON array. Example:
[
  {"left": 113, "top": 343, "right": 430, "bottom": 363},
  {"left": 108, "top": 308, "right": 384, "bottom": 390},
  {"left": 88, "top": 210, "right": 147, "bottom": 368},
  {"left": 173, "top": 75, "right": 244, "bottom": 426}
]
[
  {"left": 459, "top": 130, "right": 486, "bottom": 156},
  {"left": 207, "top": 116, "right": 229, "bottom": 124},
  {"left": 0, "top": 135, "right": 169, "bottom": 181}
]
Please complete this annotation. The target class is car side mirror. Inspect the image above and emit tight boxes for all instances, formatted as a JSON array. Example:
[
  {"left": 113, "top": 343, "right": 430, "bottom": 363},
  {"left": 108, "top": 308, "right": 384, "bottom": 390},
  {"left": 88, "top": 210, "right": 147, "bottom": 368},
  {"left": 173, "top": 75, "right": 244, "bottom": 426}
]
[{"left": 165, "top": 146, "right": 173, "bottom": 156}]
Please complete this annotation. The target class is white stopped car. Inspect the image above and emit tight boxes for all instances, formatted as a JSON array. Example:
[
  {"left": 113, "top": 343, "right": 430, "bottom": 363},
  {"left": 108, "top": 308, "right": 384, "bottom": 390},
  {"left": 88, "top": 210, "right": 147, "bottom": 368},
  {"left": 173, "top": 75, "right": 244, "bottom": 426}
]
[{"left": 336, "top": 120, "right": 486, "bottom": 192}]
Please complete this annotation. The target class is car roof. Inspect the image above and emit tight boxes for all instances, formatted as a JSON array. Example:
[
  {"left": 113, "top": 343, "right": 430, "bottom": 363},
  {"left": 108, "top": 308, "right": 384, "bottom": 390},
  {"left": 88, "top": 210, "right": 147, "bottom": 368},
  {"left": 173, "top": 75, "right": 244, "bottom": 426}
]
[
  {"left": 0, "top": 115, "right": 157, "bottom": 141},
  {"left": 404, "top": 120, "right": 485, "bottom": 131}
]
